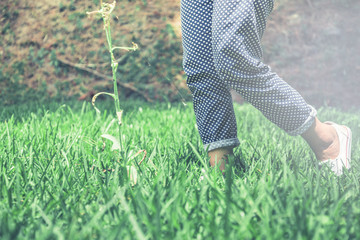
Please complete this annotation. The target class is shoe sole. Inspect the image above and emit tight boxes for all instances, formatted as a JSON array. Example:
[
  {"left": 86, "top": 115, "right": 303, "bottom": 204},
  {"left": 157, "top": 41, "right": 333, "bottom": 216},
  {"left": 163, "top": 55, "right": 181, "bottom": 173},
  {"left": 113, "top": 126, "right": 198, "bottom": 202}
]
[{"left": 343, "top": 125, "right": 352, "bottom": 170}]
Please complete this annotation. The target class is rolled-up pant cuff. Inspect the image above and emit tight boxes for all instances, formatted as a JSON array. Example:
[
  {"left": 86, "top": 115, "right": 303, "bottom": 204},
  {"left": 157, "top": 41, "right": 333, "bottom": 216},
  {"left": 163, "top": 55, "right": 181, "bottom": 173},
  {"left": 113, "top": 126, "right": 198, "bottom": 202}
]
[
  {"left": 204, "top": 138, "right": 240, "bottom": 152},
  {"left": 287, "top": 105, "right": 317, "bottom": 136}
]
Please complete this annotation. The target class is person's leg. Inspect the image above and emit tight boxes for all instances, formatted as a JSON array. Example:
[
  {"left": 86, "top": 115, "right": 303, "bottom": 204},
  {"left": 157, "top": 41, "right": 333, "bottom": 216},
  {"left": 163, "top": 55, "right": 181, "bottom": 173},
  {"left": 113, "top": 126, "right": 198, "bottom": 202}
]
[
  {"left": 212, "top": 0, "right": 317, "bottom": 137},
  {"left": 181, "top": 0, "right": 239, "bottom": 170},
  {"left": 211, "top": 0, "right": 350, "bottom": 172}
]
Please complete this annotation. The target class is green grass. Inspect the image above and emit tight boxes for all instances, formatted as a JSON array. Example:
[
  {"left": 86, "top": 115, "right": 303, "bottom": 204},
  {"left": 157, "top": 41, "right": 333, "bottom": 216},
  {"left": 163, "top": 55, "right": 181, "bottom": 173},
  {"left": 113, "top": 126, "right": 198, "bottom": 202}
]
[{"left": 1, "top": 100, "right": 360, "bottom": 239}]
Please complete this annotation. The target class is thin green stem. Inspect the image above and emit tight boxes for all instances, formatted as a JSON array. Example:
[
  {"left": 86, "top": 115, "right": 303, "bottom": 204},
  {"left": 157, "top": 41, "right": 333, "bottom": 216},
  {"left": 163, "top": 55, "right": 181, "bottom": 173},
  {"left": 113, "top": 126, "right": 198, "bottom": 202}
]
[
  {"left": 102, "top": 9, "right": 121, "bottom": 120},
  {"left": 99, "top": 1, "right": 126, "bottom": 169}
]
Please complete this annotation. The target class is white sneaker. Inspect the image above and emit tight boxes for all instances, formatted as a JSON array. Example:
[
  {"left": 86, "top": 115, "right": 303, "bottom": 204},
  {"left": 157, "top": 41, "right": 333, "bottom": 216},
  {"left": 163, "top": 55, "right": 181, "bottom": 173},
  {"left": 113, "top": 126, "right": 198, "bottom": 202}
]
[{"left": 319, "top": 122, "right": 352, "bottom": 176}]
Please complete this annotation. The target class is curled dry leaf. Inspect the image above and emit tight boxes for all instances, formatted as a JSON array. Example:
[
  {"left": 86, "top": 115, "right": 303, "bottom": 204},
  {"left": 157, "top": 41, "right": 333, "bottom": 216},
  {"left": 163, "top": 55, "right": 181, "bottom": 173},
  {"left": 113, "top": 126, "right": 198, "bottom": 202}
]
[
  {"left": 91, "top": 92, "right": 115, "bottom": 114},
  {"left": 136, "top": 150, "right": 147, "bottom": 165}
]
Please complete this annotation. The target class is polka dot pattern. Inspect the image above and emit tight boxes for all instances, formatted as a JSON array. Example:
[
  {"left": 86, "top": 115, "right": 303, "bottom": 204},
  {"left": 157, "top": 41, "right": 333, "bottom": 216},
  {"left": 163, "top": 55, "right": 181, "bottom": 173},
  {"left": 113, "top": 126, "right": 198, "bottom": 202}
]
[{"left": 181, "top": 0, "right": 317, "bottom": 152}]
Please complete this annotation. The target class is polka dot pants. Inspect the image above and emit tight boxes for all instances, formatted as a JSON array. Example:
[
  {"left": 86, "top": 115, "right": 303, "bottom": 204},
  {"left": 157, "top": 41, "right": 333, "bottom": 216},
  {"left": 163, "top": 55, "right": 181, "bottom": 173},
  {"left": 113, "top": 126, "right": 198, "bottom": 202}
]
[{"left": 181, "top": 0, "right": 317, "bottom": 152}]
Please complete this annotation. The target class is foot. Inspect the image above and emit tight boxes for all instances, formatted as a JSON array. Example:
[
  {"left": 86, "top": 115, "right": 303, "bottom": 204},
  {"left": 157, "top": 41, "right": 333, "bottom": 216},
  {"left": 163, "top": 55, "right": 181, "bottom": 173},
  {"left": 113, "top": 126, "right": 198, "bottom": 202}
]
[
  {"left": 302, "top": 118, "right": 340, "bottom": 161},
  {"left": 301, "top": 118, "right": 352, "bottom": 176},
  {"left": 318, "top": 122, "right": 352, "bottom": 176},
  {"left": 208, "top": 147, "right": 233, "bottom": 172},
  {"left": 316, "top": 122, "right": 340, "bottom": 162}
]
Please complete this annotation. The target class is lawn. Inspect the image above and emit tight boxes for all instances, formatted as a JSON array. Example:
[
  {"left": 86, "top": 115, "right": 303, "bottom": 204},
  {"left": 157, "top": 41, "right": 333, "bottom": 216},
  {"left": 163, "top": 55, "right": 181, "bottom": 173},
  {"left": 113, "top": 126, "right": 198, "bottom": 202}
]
[{"left": 1, "top": 100, "right": 359, "bottom": 239}]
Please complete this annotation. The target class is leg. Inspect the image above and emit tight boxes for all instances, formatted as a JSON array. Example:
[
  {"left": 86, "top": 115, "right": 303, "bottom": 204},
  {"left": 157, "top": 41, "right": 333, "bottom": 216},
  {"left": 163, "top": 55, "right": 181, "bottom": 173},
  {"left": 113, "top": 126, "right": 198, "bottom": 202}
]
[
  {"left": 181, "top": 0, "right": 239, "bottom": 169},
  {"left": 212, "top": 0, "right": 316, "bottom": 137},
  {"left": 211, "top": 0, "right": 352, "bottom": 175}
]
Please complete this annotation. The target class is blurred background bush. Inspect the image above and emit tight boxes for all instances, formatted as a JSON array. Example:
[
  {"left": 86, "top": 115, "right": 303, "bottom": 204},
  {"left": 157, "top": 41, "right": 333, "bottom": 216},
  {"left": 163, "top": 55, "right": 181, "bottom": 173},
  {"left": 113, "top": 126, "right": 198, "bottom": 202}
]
[{"left": 0, "top": 0, "right": 359, "bottom": 109}]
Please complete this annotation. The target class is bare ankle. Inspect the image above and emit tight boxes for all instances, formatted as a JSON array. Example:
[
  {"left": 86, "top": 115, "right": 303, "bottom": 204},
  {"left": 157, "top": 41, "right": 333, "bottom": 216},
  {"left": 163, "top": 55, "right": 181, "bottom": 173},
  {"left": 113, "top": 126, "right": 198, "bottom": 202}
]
[
  {"left": 302, "top": 118, "right": 339, "bottom": 161},
  {"left": 208, "top": 147, "right": 233, "bottom": 171}
]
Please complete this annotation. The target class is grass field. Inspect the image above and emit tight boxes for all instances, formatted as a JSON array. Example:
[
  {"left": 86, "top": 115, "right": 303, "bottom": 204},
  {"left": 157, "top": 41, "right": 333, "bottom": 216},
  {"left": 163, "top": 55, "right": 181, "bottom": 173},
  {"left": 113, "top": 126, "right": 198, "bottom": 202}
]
[{"left": 1, "top": 100, "right": 359, "bottom": 239}]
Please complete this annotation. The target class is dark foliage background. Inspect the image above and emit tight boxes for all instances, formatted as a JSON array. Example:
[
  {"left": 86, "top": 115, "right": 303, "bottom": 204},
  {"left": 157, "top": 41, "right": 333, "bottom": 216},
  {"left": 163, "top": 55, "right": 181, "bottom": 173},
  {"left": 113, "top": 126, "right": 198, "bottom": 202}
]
[{"left": 1, "top": 0, "right": 359, "bottom": 108}]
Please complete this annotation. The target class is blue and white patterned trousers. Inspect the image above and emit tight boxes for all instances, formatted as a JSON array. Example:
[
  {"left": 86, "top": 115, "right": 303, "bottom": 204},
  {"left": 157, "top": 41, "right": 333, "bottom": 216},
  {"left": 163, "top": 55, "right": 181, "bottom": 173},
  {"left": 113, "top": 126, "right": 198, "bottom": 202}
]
[{"left": 181, "top": 0, "right": 317, "bottom": 151}]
